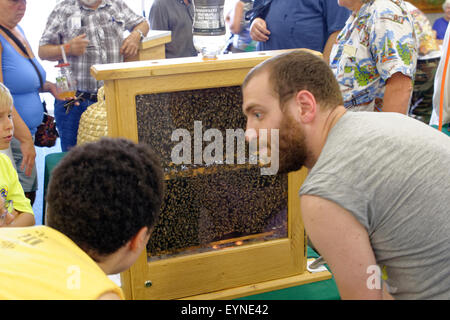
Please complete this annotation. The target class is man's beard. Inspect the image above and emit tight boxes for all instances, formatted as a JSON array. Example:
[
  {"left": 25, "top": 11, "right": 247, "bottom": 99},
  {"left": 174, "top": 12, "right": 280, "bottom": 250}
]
[{"left": 276, "top": 113, "right": 308, "bottom": 175}]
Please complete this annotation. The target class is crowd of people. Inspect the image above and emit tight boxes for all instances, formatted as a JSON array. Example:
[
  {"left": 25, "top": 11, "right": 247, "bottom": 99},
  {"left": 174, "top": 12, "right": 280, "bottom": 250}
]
[{"left": 0, "top": 0, "right": 449, "bottom": 300}]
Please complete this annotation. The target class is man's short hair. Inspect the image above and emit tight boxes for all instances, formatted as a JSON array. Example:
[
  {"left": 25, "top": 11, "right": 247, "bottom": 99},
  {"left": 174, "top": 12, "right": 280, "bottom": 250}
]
[
  {"left": 242, "top": 50, "right": 344, "bottom": 110},
  {"left": 46, "top": 137, "right": 165, "bottom": 258}
]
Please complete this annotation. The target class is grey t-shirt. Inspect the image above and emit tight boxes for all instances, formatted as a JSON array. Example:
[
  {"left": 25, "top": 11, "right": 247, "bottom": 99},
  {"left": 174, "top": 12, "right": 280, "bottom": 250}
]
[
  {"left": 299, "top": 112, "right": 450, "bottom": 299},
  {"left": 149, "top": 0, "right": 198, "bottom": 59}
]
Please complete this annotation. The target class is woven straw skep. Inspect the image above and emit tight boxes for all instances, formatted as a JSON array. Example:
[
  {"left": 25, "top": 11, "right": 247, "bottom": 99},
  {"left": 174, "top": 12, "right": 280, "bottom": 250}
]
[{"left": 77, "top": 86, "right": 108, "bottom": 145}]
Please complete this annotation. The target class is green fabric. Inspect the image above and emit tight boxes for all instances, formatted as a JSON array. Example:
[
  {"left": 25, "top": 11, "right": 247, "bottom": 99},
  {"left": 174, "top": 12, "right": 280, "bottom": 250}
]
[
  {"left": 237, "top": 247, "right": 340, "bottom": 300},
  {"left": 43, "top": 152, "right": 67, "bottom": 224}
]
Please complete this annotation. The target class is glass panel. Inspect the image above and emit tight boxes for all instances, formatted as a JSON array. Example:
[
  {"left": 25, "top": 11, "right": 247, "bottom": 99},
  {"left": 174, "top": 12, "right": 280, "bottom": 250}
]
[{"left": 136, "top": 87, "right": 288, "bottom": 261}]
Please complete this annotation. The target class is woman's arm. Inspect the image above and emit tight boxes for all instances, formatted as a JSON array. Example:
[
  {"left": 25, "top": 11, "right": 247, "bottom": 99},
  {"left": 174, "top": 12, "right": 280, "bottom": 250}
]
[
  {"left": 11, "top": 107, "right": 36, "bottom": 176},
  {"left": 40, "top": 81, "right": 58, "bottom": 98}
]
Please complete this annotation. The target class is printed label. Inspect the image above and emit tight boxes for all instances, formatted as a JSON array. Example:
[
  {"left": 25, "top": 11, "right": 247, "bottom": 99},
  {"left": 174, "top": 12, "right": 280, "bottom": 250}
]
[{"left": 193, "top": 2, "right": 225, "bottom": 35}]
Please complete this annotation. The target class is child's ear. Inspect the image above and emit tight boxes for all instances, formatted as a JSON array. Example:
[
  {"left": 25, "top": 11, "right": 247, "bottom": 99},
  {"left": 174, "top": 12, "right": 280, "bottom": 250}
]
[{"left": 129, "top": 227, "right": 150, "bottom": 252}]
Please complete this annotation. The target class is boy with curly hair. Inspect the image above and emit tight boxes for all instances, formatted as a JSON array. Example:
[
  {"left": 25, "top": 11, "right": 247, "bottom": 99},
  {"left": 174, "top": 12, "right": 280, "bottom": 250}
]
[{"left": 0, "top": 137, "right": 164, "bottom": 299}]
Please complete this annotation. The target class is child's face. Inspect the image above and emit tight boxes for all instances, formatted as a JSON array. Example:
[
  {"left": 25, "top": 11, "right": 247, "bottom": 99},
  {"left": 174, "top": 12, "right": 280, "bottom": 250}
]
[{"left": 0, "top": 104, "right": 13, "bottom": 150}]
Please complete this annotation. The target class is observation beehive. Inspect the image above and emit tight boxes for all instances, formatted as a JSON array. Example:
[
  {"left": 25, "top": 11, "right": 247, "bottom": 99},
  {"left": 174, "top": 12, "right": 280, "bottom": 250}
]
[
  {"left": 91, "top": 50, "right": 330, "bottom": 300},
  {"left": 136, "top": 87, "right": 288, "bottom": 259}
]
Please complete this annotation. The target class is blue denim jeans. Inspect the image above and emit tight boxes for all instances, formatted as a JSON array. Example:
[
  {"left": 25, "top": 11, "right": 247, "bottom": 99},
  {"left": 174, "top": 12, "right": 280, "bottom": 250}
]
[{"left": 54, "top": 98, "right": 95, "bottom": 152}]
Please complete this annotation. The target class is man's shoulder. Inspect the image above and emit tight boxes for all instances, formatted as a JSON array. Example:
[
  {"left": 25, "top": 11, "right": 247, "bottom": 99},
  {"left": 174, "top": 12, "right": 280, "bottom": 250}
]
[
  {"left": 53, "top": 0, "right": 77, "bottom": 8},
  {"left": 48, "top": 0, "right": 79, "bottom": 15},
  {"left": 434, "top": 17, "right": 447, "bottom": 26},
  {"left": 371, "top": 0, "right": 408, "bottom": 15},
  {"left": 149, "top": 0, "right": 173, "bottom": 16},
  {"left": 152, "top": 0, "right": 172, "bottom": 8}
]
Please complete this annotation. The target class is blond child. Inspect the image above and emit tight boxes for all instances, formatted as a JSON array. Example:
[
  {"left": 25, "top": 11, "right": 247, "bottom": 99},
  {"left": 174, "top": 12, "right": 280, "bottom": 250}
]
[{"left": 0, "top": 82, "right": 34, "bottom": 227}]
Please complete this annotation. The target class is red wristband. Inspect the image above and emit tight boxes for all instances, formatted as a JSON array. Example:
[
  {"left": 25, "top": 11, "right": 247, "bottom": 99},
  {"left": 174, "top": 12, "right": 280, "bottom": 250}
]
[{"left": 63, "top": 43, "right": 70, "bottom": 54}]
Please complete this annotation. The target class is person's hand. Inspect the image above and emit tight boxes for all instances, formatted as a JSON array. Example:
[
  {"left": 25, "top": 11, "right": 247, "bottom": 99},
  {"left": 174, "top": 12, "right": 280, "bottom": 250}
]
[
  {"left": 0, "top": 211, "right": 15, "bottom": 227},
  {"left": 0, "top": 197, "right": 15, "bottom": 227},
  {"left": 120, "top": 31, "right": 141, "bottom": 59},
  {"left": 51, "top": 83, "right": 79, "bottom": 106},
  {"left": 47, "top": 81, "right": 80, "bottom": 105},
  {"left": 19, "top": 137, "right": 36, "bottom": 177},
  {"left": 419, "top": 44, "right": 429, "bottom": 56},
  {"left": 67, "top": 34, "right": 90, "bottom": 56},
  {"left": 250, "top": 18, "right": 270, "bottom": 42},
  {"left": 43, "top": 82, "right": 59, "bottom": 99},
  {"left": 0, "top": 196, "right": 5, "bottom": 227}
]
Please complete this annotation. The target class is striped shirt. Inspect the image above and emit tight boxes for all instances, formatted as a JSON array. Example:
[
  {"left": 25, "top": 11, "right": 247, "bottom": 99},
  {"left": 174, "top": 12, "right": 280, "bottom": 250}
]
[{"left": 39, "top": 0, "right": 145, "bottom": 93}]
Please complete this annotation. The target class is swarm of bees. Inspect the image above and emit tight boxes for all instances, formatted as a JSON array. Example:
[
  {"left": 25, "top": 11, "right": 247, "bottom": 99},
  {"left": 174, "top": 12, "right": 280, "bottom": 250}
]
[{"left": 136, "top": 87, "right": 288, "bottom": 259}]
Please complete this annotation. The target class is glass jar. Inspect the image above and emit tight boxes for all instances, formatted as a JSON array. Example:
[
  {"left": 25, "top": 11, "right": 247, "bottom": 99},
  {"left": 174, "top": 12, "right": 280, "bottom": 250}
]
[{"left": 55, "top": 63, "right": 76, "bottom": 100}]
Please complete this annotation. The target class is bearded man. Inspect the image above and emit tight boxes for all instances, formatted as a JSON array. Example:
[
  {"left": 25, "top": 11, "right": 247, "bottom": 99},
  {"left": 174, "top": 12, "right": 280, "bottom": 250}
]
[{"left": 242, "top": 50, "right": 450, "bottom": 300}]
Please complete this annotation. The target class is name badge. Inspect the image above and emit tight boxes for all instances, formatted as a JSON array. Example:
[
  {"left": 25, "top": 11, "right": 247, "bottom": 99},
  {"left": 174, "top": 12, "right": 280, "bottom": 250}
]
[
  {"left": 70, "top": 15, "right": 82, "bottom": 29},
  {"left": 343, "top": 44, "right": 357, "bottom": 57}
]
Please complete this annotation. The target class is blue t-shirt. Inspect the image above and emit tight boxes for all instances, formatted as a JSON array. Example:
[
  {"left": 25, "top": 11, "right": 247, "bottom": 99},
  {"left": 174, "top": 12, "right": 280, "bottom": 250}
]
[
  {"left": 254, "top": 0, "right": 351, "bottom": 52},
  {"left": 432, "top": 17, "right": 449, "bottom": 40},
  {"left": 0, "top": 26, "right": 46, "bottom": 134}
]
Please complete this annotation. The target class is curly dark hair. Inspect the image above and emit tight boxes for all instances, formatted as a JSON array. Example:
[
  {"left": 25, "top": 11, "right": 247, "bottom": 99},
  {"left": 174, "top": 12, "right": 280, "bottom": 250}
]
[{"left": 46, "top": 137, "right": 164, "bottom": 258}]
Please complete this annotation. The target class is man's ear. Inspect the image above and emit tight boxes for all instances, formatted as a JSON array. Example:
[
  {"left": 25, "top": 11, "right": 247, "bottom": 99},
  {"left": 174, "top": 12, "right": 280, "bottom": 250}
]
[
  {"left": 129, "top": 226, "right": 150, "bottom": 252},
  {"left": 295, "top": 90, "right": 317, "bottom": 123}
]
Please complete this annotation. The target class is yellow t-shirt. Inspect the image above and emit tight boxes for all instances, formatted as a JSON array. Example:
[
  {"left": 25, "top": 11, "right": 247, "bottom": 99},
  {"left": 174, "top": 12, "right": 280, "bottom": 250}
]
[
  {"left": 0, "top": 153, "right": 33, "bottom": 215},
  {"left": 0, "top": 226, "right": 125, "bottom": 299}
]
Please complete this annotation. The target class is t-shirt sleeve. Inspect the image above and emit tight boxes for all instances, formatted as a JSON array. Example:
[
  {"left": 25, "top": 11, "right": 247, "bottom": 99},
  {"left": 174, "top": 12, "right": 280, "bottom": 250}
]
[
  {"left": 432, "top": 18, "right": 447, "bottom": 40},
  {"left": 0, "top": 155, "right": 33, "bottom": 215},
  {"left": 323, "top": 0, "right": 351, "bottom": 36},
  {"left": 117, "top": 0, "right": 146, "bottom": 32},
  {"left": 299, "top": 172, "right": 370, "bottom": 231},
  {"left": 149, "top": 1, "right": 169, "bottom": 30},
  {"left": 370, "top": 6, "right": 417, "bottom": 81},
  {"left": 39, "top": 5, "right": 64, "bottom": 46}
]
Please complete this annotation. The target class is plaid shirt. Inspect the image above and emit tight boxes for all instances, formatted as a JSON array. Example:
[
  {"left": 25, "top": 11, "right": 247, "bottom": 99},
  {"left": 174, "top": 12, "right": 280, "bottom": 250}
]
[{"left": 39, "top": 0, "right": 145, "bottom": 93}]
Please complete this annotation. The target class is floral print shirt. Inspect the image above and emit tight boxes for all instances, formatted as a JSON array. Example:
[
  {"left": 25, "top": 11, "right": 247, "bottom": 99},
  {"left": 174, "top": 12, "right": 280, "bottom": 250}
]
[{"left": 330, "top": 0, "right": 417, "bottom": 111}]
